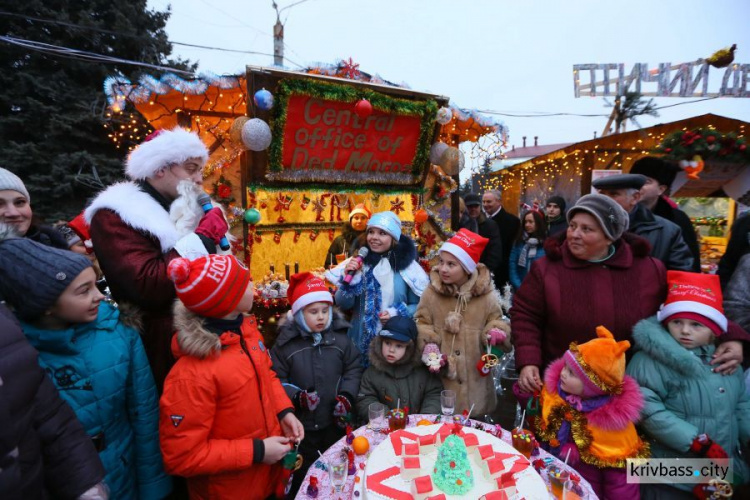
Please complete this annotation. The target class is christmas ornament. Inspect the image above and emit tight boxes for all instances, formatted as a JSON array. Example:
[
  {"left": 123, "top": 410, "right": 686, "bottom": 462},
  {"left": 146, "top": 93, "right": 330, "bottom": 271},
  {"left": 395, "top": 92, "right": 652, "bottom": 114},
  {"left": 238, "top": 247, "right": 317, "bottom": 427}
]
[
  {"left": 253, "top": 88, "right": 274, "bottom": 111},
  {"left": 229, "top": 116, "right": 249, "bottom": 144},
  {"left": 275, "top": 448, "right": 303, "bottom": 498},
  {"left": 414, "top": 208, "right": 429, "bottom": 224},
  {"left": 354, "top": 99, "right": 373, "bottom": 118},
  {"left": 347, "top": 448, "right": 356, "bottom": 475},
  {"left": 436, "top": 106, "right": 452, "bottom": 125},
  {"left": 439, "top": 147, "right": 464, "bottom": 176},
  {"left": 340, "top": 57, "right": 361, "bottom": 79},
  {"left": 679, "top": 154, "right": 704, "bottom": 180},
  {"left": 244, "top": 208, "right": 261, "bottom": 225},
  {"left": 429, "top": 142, "right": 449, "bottom": 165},
  {"left": 352, "top": 436, "right": 370, "bottom": 455},
  {"left": 306, "top": 476, "right": 319, "bottom": 498},
  {"left": 300, "top": 195, "right": 311, "bottom": 210},
  {"left": 241, "top": 118, "right": 272, "bottom": 151},
  {"left": 273, "top": 230, "right": 283, "bottom": 244},
  {"left": 390, "top": 197, "right": 405, "bottom": 215}
]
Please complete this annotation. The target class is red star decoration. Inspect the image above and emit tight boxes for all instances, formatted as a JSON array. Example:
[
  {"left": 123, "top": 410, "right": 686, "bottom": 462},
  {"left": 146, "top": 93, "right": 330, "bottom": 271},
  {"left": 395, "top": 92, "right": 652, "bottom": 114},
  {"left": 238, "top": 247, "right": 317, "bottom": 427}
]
[
  {"left": 390, "top": 197, "right": 405, "bottom": 215},
  {"left": 340, "top": 57, "right": 360, "bottom": 79},
  {"left": 424, "top": 231, "right": 436, "bottom": 247}
]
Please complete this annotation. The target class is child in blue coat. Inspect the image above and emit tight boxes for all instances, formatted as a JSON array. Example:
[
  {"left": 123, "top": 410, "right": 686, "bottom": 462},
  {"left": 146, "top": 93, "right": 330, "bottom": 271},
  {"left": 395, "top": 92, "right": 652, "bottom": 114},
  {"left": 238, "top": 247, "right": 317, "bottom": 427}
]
[{"left": 0, "top": 229, "right": 171, "bottom": 499}]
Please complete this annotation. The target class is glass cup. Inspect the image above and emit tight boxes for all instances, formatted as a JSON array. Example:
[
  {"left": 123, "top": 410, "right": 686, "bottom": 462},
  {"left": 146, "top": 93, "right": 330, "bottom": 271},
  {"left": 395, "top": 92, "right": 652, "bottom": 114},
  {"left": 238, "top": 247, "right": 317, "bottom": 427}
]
[
  {"left": 440, "top": 390, "right": 456, "bottom": 417},
  {"left": 368, "top": 402, "right": 386, "bottom": 432},
  {"left": 546, "top": 464, "right": 571, "bottom": 499},
  {"left": 562, "top": 479, "right": 587, "bottom": 500},
  {"left": 328, "top": 451, "right": 348, "bottom": 492},
  {"left": 511, "top": 427, "right": 535, "bottom": 459}
]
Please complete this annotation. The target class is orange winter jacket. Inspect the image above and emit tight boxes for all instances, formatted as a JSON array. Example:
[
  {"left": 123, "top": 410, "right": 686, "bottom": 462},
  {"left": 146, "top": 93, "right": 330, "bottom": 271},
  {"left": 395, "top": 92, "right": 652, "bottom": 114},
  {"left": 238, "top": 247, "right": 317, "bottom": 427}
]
[{"left": 159, "top": 304, "right": 294, "bottom": 500}]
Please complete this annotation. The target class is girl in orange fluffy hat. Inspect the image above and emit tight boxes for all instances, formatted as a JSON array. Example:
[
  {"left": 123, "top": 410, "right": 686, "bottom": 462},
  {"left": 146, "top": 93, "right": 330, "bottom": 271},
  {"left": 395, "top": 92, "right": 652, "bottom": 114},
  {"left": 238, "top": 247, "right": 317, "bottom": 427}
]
[{"left": 536, "top": 326, "right": 649, "bottom": 499}]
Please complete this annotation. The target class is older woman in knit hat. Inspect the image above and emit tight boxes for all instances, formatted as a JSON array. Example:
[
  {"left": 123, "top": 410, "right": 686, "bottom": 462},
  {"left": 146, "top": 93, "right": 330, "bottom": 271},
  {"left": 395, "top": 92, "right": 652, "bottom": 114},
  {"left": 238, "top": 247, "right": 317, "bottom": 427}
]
[
  {"left": 512, "top": 194, "right": 748, "bottom": 394},
  {"left": 0, "top": 167, "right": 68, "bottom": 248}
]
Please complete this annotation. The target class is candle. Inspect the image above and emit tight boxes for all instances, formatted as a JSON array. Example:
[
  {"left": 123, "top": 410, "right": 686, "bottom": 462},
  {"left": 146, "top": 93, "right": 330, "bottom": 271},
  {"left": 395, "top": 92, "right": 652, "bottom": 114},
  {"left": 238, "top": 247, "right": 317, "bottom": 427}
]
[
  {"left": 294, "top": 262, "right": 299, "bottom": 274},
  {"left": 270, "top": 264, "right": 275, "bottom": 274},
  {"left": 285, "top": 264, "right": 290, "bottom": 282}
]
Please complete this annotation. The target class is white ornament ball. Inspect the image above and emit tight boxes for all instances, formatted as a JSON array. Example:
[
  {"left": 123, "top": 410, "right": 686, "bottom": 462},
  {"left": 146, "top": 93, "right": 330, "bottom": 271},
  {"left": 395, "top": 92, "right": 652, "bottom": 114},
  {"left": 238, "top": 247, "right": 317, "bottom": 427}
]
[
  {"left": 429, "top": 142, "right": 449, "bottom": 165},
  {"left": 436, "top": 107, "right": 453, "bottom": 125},
  {"left": 241, "top": 118, "right": 272, "bottom": 151}
]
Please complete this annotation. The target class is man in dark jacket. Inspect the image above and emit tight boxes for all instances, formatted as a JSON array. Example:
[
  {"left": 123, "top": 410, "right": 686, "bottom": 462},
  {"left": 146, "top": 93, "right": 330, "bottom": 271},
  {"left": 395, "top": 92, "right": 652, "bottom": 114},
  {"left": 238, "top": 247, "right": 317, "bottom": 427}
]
[
  {"left": 465, "top": 194, "right": 503, "bottom": 286},
  {"left": 0, "top": 302, "right": 106, "bottom": 499},
  {"left": 593, "top": 174, "right": 694, "bottom": 271},
  {"left": 482, "top": 190, "right": 519, "bottom": 288},
  {"left": 630, "top": 156, "right": 701, "bottom": 272},
  {"left": 545, "top": 195, "right": 568, "bottom": 236}
]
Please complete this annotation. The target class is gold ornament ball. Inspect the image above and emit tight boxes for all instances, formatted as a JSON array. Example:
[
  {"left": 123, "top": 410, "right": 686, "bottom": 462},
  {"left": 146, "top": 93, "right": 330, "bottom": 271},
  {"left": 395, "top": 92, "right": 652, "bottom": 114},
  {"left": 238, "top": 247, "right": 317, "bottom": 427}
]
[
  {"left": 230, "top": 116, "right": 249, "bottom": 144},
  {"left": 267, "top": 316, "right": 277, "bottom": 325},
  {"left": 439, "top": 147, "right": 461, "bottom": 175}
]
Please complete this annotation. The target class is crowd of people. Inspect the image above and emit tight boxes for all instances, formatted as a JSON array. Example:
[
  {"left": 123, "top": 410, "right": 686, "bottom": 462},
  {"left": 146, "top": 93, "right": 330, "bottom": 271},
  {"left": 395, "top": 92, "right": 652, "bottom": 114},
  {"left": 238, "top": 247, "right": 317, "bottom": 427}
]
[{"left": 1, "top": 128, "right": 749, "bottom": 499}]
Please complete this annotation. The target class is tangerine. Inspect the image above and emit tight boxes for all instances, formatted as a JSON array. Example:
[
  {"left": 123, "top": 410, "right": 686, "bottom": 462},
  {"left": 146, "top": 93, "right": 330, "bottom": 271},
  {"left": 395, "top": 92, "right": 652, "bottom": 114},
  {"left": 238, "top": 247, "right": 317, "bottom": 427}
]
[
  {"left": 352, "top": 436, "right": 370, "bottom": 455},
  {"left": 416, "top": 419, "right": 433, "bottom": 426}
]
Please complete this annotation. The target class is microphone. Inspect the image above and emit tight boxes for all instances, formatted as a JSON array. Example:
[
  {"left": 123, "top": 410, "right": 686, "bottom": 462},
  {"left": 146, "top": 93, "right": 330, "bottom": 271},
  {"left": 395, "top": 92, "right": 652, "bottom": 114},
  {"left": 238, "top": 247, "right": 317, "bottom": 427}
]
[
  {"left": 197, "top": 193, "right": 230, "bottom": 251},
  {"left": 343, "top": 247, "right": 369, "bottom": 284}
]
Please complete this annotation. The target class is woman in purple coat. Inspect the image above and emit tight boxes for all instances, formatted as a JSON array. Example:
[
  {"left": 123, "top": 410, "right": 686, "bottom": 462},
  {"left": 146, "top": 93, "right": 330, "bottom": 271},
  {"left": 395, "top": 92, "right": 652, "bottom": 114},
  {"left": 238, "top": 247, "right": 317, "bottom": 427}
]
[{"left": 512, "top": 194, "right": 746, "bottom": 395}]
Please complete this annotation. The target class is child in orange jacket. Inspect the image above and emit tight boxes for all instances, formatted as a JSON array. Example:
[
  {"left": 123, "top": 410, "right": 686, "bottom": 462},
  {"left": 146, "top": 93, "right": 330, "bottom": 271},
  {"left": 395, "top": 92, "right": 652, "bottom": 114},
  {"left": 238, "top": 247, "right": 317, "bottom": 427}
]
[
  {"left": 159, "top": 255, "right": 304, "bottom": 500},
  {"left": 536, "top": 326, "right": 649, "bottom": 499}
]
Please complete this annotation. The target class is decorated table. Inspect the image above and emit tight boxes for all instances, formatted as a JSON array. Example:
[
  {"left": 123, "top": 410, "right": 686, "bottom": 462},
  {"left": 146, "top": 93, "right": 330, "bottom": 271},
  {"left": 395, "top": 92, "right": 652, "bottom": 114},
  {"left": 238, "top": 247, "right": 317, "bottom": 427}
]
[{"left": 296, "top": 414, "right": 597, "bottom": 499}]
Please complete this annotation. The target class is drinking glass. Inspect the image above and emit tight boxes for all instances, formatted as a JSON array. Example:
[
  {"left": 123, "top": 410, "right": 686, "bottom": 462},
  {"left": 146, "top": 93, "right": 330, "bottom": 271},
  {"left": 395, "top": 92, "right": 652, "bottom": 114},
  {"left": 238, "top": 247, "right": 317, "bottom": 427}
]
[
  {"left": 368, "top": 402, "right": 386, "bottom": 432},
  {"left": 328, "top": 451, "right": 348, "bottom": 492},
  {"left": 547, "top": 464, "right": 571, "bottom": 499},
  {"left": 440, "top": 390, "right": 456, "bottom": 417},
  {"left": 562, "top": 479, "right": 587, "bottom": 500}
]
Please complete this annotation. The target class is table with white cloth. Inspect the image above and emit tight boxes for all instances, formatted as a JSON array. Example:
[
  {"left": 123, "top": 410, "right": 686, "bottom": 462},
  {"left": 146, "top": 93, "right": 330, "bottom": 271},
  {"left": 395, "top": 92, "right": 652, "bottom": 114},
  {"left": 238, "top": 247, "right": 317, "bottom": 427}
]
[{"left": 295, "top": 414, "right": 597, "bottom": 499}]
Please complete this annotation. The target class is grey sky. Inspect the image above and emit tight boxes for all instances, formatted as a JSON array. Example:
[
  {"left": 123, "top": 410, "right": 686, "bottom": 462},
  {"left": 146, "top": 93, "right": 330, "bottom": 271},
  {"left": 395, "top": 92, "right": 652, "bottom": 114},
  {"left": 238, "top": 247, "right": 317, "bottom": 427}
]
[{"left": 148, "top": 0, "right": 750, "bottom": 175}]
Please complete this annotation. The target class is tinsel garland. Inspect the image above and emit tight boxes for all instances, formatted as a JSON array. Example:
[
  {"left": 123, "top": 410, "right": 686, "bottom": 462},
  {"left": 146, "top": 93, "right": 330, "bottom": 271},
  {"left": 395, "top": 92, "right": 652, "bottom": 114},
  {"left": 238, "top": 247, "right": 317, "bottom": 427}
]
[
  {"left": 268, "top": 78, "right": 438, "bottom": 179},
  {"left": 248, "top": 182, "right": 424, "bottom": 195},
  {"left": 536, "top": 401, "right": 650, "bottom": 468},
  {"left": 104, "top": 72, "right": 243, "bottom": 109},
  {"left": 656, "top": 128, "right": 749, "bottom": 163}
]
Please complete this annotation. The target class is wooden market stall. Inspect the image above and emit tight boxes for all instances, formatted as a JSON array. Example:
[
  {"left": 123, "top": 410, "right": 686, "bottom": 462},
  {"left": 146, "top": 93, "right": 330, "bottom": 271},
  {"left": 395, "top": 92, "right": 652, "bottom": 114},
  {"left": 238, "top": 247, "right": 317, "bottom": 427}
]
[
  {"left": 492, "top": 113, "right": 750, "bottom": 270},
  {"left": 103, "top": 64, "right": 505, "bottom": 336}
]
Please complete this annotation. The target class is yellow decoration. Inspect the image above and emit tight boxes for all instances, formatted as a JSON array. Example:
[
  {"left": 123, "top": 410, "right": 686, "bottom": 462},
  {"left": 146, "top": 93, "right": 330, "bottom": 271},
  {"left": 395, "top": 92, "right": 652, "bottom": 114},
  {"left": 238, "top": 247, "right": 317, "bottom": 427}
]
[{"left": 352, "top": 436, "right": 370, "bottom": 455}]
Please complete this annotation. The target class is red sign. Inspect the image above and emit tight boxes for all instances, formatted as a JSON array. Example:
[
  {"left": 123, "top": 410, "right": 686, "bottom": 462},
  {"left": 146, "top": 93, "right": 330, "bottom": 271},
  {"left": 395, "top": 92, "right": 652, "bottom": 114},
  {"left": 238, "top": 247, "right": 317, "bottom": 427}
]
[{"left": 281, "top": 95, "right": 422, "bottom": 174}]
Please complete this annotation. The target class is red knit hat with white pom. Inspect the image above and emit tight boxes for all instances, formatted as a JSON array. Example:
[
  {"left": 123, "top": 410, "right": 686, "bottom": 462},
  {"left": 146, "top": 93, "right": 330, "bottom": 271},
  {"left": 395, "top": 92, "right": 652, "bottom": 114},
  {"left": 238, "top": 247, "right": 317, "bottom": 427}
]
[
  {"left": 656, "top": 271, "right": 727, "bottom": 336},
  {"left": 439, "top": 228, "right": 489, "bottom": 274},
  {"left": 167, "top": 254, "right": 251, "bottom": 318},
  {"left": 288, "top": 272, "right": 332, "bottom": 315}
]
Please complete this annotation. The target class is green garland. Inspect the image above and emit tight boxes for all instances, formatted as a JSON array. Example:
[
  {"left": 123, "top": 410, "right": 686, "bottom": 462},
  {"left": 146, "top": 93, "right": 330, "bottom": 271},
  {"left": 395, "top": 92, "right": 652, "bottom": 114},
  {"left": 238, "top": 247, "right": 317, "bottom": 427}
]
[
  {"left": 269, "top": 78, "right": 438, "bottom": 180},
  {"left": 655, "top": 128, "right": 749, "bottom": 163},
  {"left": 247, "top": 182, "right": 425, "bottom": 195}
]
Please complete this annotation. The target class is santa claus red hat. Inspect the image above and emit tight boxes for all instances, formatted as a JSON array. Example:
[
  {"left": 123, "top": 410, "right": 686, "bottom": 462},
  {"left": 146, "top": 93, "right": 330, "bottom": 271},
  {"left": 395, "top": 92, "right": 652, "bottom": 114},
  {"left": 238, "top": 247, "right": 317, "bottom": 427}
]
[
  {"left": 656, "top": 271, "right": 727, "bottom": 336},
  {"left": 288, "top": 272, "right": 333, "bottom": 315},
  {"left": 167, "top": 254, "right": 251, "bottom": 318},
  {"left": 349, "top": 203, "right": 371, "bottom": 221},
  {"left": 126, "top": 128, "right": 209, "bottom": 180},
  {"left": 439, "top": 229, "right": 489, "bottom": 274}
]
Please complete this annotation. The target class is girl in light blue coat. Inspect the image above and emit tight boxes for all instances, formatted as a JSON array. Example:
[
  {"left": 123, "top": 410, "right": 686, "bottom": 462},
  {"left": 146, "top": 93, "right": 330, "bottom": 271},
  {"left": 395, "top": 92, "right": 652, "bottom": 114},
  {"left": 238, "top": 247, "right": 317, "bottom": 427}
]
[
  {"left": 627, "top": 271, "right": 750, "bottom": 499},
  {"left": 508, "top": 209, "right": 547, "bottom": 289},
  {"left": 327, "top": 211, "right": 428, "bottom": 366},
  {"left": 0, "top": 232, "right": 171, "bottom": 500}
]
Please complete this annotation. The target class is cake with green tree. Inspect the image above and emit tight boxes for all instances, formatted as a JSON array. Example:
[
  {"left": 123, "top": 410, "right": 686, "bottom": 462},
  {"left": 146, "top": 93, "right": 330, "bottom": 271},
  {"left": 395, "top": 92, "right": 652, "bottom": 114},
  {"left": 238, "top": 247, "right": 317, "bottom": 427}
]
[{"left": 432, "top": 431, "right": 474, "bottom": 495}]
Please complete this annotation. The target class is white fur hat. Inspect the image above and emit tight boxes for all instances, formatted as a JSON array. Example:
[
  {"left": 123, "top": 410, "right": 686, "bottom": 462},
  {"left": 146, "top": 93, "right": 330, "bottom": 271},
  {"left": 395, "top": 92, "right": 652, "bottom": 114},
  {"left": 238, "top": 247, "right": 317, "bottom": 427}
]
[{"left": 125, "top": 128, "right": 209, "bottom": 180}]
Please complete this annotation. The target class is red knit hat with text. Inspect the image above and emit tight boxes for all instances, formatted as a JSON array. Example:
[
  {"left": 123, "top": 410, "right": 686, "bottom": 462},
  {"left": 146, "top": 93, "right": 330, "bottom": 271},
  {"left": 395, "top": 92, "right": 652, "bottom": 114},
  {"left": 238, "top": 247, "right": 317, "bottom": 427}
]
[
  {"left": 167, "top": 254, "right": 251, "bottom": 318},
  {"left": 656, "top": 271, "right": 727, "bottom": 336},
  {"left": 288, "top": 272, "right": 333, "bottom": 315},
  {"left": 439, "top": 228, "right": 489, "bottom": 274}
]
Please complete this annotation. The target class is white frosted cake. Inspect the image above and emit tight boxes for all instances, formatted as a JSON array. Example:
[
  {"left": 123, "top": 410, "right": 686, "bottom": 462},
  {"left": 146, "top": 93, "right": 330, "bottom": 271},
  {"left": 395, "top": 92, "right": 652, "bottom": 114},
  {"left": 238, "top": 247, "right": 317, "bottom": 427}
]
[{"left": 358, "top": 424, "right": 549, "bottom": 500}]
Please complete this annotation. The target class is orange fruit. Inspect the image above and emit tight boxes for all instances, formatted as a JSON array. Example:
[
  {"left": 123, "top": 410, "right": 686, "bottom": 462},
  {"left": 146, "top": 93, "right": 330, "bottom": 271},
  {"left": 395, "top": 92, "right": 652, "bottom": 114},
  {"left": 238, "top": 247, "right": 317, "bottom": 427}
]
[
  {"left": 352, "top": 436, "right": 370, "bottom": 455},
  {"left": 417, "top": 419, "right": 433, "bottom": 426}
]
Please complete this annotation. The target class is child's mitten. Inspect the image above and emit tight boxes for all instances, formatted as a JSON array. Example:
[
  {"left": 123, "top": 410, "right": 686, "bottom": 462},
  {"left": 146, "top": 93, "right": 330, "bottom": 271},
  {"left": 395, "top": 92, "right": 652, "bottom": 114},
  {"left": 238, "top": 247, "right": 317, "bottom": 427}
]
[
  {"left": 293, "top": 389, "right": 320, "bottom": 412},
  {"left": 486, "top": 328, "right": 507, "bottom": 346},
  {"left": 690, "top": 434, "right": 729, "bottom": 459},
  {"left": 333, "top": 394, "right": 353, "bottom": 429}
]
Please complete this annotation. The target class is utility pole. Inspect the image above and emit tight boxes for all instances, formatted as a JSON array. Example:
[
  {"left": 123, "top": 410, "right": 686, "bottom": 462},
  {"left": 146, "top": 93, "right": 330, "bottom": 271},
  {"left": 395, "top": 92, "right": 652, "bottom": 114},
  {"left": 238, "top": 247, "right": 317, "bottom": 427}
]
[{"left": 272, "top": 2, "right": 284, "bottom": 66}]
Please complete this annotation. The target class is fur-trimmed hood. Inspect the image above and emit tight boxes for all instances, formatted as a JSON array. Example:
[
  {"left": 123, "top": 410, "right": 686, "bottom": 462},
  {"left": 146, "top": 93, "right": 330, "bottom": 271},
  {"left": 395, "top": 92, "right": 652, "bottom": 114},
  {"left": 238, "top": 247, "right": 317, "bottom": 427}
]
[
  {"left": 544, "top": 358, "right": 644, "bottom": 431},
  {"left": 368, "top": 335, "right": 419, "bottom": 374},
  {"left": 172, "top": 301, "right": 222, "bottom": 359},
  {"left": 543, "top": 230, "right": 652, "bottom": 265},
  {"left": 274, "top": 308, "right": 350, "bottom": 348},
  {"left": 428, "top": 262, "right": 495, "bottom": 298},
  {"left": 632, "top": 316, "right": 713, "bottom": 378}
]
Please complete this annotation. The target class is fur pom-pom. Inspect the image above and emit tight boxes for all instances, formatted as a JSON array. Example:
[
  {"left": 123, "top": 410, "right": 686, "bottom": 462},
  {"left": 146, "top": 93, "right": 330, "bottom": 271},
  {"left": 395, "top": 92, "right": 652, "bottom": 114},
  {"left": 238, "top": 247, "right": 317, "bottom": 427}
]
[
  {"left": 444, "top": 311, "right": 462, "bottom": 335},
  {"left": 167, "top": 258, "right": 191, "bottom": 284}
]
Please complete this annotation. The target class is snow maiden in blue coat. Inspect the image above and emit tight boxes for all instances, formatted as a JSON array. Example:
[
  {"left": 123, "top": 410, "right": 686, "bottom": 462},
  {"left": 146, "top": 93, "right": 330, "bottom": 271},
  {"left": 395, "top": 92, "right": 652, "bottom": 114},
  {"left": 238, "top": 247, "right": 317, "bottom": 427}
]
[
  {"left": 327, "top": 211, "right": 429, "bottom": 365},
  {"left": 0, "top": 231, "right": 171, "bottom": 500}
]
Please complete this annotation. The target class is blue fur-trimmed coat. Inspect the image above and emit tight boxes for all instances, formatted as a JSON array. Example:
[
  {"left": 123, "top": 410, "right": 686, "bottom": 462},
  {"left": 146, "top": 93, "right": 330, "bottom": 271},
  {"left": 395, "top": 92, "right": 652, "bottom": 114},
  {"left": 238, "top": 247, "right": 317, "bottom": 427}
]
[
  {"left": 21, "top": 302, "right": 171, "bottom": 500},
  {"left": 329, "top": 234, "right": 428, "bottom": 366}
]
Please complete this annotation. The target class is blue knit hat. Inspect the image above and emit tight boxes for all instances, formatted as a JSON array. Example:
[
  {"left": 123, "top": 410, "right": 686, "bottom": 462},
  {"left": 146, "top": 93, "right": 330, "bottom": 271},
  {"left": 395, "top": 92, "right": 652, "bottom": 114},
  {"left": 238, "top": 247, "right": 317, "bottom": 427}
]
[
  {"left": 367, "top": 211, "right": 402, "bottom": 241},
  {"left": 0, "top": 224, "right": 91, "bottom": 319}
]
